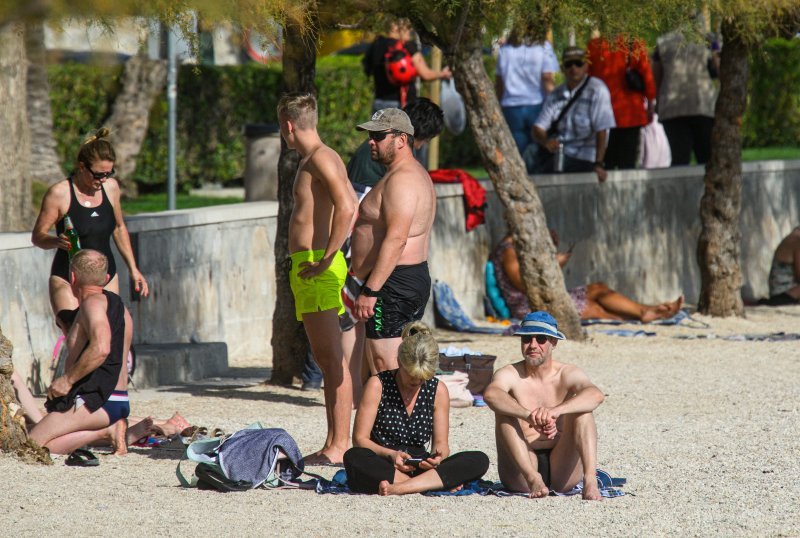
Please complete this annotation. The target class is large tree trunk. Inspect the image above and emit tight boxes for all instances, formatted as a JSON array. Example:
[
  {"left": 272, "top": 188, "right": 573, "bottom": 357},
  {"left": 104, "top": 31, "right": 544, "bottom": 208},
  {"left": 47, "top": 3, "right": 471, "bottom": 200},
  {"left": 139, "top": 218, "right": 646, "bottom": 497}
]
[
  {"left": 105, "top": 55, "right": 167, "bottom": 198},
  {"left": 0, "top": 327, "right": 51, "bottom": 463},
  {"left": 696, "top": 21, "right": 747, "bottom": 316},
  {"left": 448, "top": 35, "right": 584, "bottom": 339},
  {"left": 270, "top": 20, "right": 318, "bottom": 384},
  {"left": 25, "top": 20, "right": 63, "bottom": 185},
  {"left": 0, "top": 23, "right": 33, "bottom": 232}
]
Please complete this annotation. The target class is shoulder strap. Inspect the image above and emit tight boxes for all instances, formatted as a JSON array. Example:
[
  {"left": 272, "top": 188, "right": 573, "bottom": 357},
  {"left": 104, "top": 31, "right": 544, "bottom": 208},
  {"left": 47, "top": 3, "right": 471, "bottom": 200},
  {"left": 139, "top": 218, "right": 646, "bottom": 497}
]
[{"left": 550, "top": 76, "right": 590, "bottom": 136}]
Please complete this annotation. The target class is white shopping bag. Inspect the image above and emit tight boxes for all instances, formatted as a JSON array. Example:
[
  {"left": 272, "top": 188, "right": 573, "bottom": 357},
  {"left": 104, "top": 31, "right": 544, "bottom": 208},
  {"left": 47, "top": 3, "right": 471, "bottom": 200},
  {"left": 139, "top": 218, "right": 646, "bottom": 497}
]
[{"left": 640, "top": 113, "right": 671, "bottom": 169}]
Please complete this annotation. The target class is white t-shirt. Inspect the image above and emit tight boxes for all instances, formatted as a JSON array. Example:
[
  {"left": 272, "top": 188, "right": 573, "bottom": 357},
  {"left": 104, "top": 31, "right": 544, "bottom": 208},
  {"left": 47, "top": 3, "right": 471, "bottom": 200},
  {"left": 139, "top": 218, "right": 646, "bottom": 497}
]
[{"left": 496, "top": 41, "right": 559, "bottom": 108}]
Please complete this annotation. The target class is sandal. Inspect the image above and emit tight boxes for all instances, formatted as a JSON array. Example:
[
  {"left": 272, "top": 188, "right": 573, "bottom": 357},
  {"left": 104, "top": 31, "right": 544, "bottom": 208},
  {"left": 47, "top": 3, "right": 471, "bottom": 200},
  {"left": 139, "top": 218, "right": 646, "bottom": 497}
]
[
  {"left": 65, "top": 448, "right": 99, "bottom": 467},
  {"left": 211, "top": 428, "right": 225, "bottom": 438}
]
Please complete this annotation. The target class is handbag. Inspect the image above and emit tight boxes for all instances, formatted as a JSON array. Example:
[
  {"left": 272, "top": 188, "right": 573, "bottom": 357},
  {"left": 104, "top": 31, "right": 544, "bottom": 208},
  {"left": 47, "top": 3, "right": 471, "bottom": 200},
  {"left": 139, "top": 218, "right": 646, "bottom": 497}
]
[
  {"left": 624, "top": 42, "right": 645, "bottom": 93},
  {"left": 438, "top": 353, "right": 496, "bottom": 395}
]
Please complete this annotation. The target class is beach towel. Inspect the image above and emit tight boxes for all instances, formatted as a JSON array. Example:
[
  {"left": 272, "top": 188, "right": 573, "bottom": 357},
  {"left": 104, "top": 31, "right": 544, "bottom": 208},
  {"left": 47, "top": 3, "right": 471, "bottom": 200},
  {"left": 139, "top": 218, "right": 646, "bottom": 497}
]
[
  {"left": 429, "top": 169, "right": 486, "bottom": 231},
  {"left": 433, "top": 281, "right": 507, "bottom": 334},
  {"left": 581, "top": 309, "right": 709, "bottom": 329},
  {"left": 673, "top": 332, "right": 800, "bottom": 342},
  {"left": 316, "top": 469, "right": 627, "bottom": 498},
  {"left": 594, "top": 329, "right": 656, "bottom": 338}
]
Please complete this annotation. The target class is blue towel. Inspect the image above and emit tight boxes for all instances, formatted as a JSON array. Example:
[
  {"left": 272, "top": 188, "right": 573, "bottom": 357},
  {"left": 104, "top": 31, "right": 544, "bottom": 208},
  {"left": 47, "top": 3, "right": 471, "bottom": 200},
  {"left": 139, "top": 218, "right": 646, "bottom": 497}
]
[
  {"left": 218, "top": 428, "right": 304, "bottom": 487},
  {"left": 433, "top": 281, "right": 507, "bottom": 334},
  {"left": 582, "top": 309, "right": 708, "bottom": 328},
  {"left": 315, "top": 469, "right": 627, "bottom": 498},
  {"left": 595, "top": 329, "right": 656, "bottom": 337}
]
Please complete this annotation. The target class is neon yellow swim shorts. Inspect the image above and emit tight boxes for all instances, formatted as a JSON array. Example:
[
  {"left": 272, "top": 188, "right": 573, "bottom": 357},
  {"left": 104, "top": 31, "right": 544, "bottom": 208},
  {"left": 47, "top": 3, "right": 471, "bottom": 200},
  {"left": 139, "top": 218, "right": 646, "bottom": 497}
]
[{"left": 289, "top": 249, "right": 347, "bottom": 321}]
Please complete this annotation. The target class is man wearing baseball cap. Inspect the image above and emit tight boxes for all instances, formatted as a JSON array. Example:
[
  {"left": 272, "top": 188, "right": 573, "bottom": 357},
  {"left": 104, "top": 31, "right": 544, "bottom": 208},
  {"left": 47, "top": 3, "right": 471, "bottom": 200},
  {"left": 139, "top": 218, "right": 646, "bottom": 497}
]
[
  {"left": 484, "top": 311, "right": 606, "bottom": 500},
  {"left": 349, "top": 108, "right": 437, "bottom": 374}
]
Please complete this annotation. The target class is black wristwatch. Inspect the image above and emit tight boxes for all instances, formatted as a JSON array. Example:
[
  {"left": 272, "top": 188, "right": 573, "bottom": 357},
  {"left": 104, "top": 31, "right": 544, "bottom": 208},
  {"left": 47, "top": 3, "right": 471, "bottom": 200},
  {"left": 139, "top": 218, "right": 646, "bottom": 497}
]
[
  {"left": 361, "top": 285, "right": 380, "bottom": 297},
  {"left": 594, "top": 161, "right": 605, "bottom": 168}
]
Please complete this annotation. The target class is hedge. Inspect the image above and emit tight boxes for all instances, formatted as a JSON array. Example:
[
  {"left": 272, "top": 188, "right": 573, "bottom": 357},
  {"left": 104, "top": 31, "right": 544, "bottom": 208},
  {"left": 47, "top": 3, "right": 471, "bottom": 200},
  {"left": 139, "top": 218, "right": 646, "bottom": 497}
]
[
  {"left": 48, "top": 55, "right": 484, "bottom": 189},
  {"left": 46, "top": 42, "right": 800, "bottom": 189},
  {"left": 743, "top": 38, "right": 800, "bottom": 148}
]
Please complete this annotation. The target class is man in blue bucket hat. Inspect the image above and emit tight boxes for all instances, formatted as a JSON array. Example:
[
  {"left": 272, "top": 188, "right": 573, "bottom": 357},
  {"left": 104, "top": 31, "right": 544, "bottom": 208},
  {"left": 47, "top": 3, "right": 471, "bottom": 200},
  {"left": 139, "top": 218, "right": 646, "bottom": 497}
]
[{"left": 485, "top": 311, "right": 605, "bottom": 500}]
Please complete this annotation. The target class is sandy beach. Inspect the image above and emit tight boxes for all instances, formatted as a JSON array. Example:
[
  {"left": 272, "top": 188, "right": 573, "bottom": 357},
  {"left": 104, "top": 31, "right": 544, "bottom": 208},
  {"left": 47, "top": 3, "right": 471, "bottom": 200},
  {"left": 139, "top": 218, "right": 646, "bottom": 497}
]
[{"left": 3, "top": 304, "right": 799, "bottom": 537}]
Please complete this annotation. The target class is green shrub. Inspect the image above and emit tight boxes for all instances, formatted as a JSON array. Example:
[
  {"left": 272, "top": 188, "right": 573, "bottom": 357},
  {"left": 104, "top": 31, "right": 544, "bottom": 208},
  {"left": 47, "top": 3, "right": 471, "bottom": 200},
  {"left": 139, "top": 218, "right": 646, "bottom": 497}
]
[
  {"left": 744, "top": 38, "right": 800, "bottom": 148},
  {"left": 48, "top": 54, "right": 491, "bottom": 188}
]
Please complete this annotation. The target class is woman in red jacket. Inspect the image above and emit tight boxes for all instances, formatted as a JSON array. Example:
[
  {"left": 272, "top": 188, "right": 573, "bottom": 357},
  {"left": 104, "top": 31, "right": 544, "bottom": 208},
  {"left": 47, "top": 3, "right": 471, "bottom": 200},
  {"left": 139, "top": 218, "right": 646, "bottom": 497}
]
[{"left": 587, "top": 35, "right": 656, "bottom": 170}]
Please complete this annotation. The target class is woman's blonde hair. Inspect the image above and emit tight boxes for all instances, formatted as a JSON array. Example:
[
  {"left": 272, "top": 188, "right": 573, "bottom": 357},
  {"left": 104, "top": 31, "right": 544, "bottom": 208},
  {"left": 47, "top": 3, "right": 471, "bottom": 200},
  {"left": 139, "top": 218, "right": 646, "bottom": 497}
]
[
  {"left": 76, "top": 127, "right": 115, "bottom": 167},
  {"left": 397, "top": 321, "right": 439, "bottom": 380}
]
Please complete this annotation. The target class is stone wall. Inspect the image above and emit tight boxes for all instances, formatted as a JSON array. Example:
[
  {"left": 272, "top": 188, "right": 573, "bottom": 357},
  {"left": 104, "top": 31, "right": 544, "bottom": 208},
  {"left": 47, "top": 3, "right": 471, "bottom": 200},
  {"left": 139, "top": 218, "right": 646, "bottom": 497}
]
[{"left": 2, "top": 160, "right": 798, "bottom": 388}]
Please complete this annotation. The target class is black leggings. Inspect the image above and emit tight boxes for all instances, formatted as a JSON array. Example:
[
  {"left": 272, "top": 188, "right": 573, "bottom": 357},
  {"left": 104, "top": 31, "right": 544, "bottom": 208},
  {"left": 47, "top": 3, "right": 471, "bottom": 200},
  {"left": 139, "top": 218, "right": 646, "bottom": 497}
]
[{"left": 343, "top": 447, "right": 489, "bottom": 494}]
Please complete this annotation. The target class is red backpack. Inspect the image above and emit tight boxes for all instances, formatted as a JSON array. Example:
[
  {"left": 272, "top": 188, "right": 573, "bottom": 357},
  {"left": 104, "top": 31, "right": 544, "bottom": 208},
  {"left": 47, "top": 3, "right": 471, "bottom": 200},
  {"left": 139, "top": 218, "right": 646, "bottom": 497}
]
[{"left": 384, "top": 40, "right": 417, "bottom": 106}]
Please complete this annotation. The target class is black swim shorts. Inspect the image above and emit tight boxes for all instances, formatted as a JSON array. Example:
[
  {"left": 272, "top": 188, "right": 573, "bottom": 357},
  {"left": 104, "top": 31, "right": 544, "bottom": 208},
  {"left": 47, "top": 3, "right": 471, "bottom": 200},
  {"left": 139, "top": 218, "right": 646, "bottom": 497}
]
[{"left": 366, "top": 262, "right": 431, "bottom": 339}]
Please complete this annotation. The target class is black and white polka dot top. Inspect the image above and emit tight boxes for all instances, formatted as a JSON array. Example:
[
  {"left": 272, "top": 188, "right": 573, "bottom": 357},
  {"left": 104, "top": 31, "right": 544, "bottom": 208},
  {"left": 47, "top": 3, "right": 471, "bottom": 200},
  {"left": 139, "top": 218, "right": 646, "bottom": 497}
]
[{"left": 370, "top": 369, "right": 439, "bottom": 451}]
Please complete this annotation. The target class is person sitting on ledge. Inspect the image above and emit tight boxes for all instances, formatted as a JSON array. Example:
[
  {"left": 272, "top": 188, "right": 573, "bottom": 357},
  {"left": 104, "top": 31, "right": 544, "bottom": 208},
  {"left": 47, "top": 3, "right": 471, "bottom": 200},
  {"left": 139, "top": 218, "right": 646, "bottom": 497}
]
[
  {"left": 761, "top": 226, "right": 800, "bottom": 306},
  {"left": 491, "top": 233, "right": 683, "bottom": 322},
  {"left": 343, "top": 321, "right": 489, "bottom": 495}
]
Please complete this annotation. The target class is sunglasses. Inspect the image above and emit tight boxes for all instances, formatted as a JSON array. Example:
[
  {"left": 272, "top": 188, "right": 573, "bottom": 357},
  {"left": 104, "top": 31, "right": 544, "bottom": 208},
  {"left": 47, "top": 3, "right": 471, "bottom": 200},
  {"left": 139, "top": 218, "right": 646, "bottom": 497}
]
[
  {"left": 563, "top": 60, "right": 585, "bottom": 69},
  {"left": 521, "top": 334, "right": 551, "bottom": 345},
  {"left": 85, "top": 165, "right": 115, "bottom": 180},
  {"left": 368, "top": 130, "right": 398, "bottom": 142}
]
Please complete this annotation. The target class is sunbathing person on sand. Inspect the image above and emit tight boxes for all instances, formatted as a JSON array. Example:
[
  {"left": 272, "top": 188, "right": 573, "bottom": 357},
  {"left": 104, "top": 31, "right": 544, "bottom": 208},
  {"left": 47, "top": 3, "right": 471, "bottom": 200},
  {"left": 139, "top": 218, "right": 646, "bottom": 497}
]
[
  {"left": 343, "top": 322, "right": 489, "bottom": 495},
  {"left": 485, "top": 311, "right": 605, "bottom": 500},
  {"left": 492, "top": 233, "right": 683, "bottom": 322}
]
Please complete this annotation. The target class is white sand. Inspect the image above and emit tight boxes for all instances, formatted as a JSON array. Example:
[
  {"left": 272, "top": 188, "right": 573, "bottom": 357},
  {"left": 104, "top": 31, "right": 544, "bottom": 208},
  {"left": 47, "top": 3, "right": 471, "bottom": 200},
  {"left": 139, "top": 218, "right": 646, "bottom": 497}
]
[{"left": 3, "top": 305, "right": 799, "bottom": 537}]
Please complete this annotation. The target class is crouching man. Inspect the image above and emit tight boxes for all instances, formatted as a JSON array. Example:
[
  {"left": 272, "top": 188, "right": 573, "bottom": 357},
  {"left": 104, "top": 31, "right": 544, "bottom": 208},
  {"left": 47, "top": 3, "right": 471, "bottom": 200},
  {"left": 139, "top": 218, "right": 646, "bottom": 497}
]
[
  {"left": 484, "top": 311, "right": 605, "bottom": 500},
  {"left": 29, "top": 249, "right": 132, "bottom": 454}
]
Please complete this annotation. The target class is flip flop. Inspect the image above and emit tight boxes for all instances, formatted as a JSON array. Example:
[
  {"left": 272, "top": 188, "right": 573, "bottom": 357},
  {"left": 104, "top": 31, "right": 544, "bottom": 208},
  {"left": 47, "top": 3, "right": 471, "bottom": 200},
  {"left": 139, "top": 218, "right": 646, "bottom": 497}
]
[
  {"left": 65, "top": 448, "right": 99, "bottom": 467},
  {"left": 211, "top": 428, "right": 225, "bottom": 438}
]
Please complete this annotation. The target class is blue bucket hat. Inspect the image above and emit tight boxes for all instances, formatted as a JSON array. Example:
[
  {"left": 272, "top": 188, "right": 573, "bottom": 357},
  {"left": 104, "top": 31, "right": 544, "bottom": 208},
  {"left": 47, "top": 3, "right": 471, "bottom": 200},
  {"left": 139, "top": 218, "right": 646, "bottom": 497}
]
[{"left": 514, "top": 311, "right": 566, "bottom": 340}]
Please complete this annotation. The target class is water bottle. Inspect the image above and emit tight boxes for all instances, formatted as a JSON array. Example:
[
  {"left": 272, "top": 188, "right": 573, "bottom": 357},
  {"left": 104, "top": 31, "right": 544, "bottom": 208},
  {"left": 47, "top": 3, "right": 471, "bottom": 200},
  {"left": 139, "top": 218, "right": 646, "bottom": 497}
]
[
  {"left": 63, "top": 215, "right": 81, "bottom": 259},
  {"left": 555, "top": 142, "right": 565, "bottom": 172}
]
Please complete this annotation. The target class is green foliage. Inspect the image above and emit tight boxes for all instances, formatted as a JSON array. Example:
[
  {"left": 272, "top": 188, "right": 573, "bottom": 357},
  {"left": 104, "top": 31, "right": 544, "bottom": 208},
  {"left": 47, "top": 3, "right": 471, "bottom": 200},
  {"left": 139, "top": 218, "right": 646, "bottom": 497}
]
[
  {"left": 743, "top": 38, "right": 800, "bottom": 148},
  {"left": 121, "top": 192, "right": 244, "bottom": 215},
  {"left": 48, "top": 54, "right": 488, "bottom": 188}
]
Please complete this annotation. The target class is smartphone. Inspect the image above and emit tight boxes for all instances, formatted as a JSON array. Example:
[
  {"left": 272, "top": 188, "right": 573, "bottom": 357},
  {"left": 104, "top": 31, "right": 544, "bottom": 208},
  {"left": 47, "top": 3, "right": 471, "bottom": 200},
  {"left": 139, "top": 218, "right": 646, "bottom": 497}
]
[{"left": 403, "top": 457, "right": 423, "bottom": 468}]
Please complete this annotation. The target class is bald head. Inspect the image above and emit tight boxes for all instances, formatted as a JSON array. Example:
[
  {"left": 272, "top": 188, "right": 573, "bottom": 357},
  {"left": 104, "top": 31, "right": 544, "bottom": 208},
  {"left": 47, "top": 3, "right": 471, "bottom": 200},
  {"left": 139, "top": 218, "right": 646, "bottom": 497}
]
[{"left": 70, "top": 249, "right": 109, "bottom": 287}]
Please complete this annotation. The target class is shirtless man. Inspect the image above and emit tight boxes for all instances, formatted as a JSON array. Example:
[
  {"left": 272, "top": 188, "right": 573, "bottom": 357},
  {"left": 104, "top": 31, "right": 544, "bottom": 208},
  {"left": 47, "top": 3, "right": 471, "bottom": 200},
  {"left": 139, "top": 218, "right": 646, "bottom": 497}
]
[
  {"left": 485, "top": 311, "right": 605, "bottom": 500},
  {"left": 278, "top": 93, "right": 358, "bottom": 465},
  {"left": 29, "top": 249, "right": 134, "bottom": 455},
  {"left": 349, "top": 108, "right": 437, "bottom": 373}
]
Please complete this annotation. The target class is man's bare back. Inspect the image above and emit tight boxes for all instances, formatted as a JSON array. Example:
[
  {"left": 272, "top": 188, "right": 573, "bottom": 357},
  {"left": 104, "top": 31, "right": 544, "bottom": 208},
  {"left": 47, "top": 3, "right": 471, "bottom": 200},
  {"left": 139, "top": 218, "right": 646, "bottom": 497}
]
[
  {"left": 350, "top": 157, "right": 435, "bottom": 280},
  {"left": 289, "top": 145, "right": 357, "bottom": 254}
]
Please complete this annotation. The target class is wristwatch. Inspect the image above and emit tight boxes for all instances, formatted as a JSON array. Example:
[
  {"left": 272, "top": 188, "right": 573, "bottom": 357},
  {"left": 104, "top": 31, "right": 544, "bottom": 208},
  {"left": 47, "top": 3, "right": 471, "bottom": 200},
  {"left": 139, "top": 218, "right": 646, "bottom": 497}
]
[
  {"left": 361, "top": 286, "right": 380, "bottom": 297},
  {"left": 594, "top": 161, "right": 605, "bottom": 167}
]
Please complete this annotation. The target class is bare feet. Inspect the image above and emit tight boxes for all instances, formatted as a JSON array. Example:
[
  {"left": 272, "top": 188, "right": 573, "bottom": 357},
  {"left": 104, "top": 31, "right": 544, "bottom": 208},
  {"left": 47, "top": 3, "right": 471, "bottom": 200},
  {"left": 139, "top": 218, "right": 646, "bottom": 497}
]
[
  {"left": 582, "top": 480, "right": 603, "bottom": 501},
  {"left": 378, "top": 480, "right": 393, "bottom": 496},
  {"left": 641, "top": 295, "right": 684, "bottom": 323},
  {"left": 110, "top": 419, "right": 129, "bottom": 456},
  {"left": 302, "top": 449, "right": 346, "bottom": 466},
  {"left": 152, "top": 412, "right": 190, "bottom": 438},
  {"left": 527, "top": 474, "right": 549, "bottom": 498},
  {"left": 126, "top": 416, "right": 154, "bottom": 445}
]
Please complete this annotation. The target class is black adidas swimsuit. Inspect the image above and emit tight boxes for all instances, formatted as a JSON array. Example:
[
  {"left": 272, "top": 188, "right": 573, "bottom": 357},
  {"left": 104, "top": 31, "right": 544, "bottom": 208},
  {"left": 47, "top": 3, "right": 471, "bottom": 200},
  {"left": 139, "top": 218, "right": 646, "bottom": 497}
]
[{"left": 51, "top": 178, "right": 117, "bottom": 281}]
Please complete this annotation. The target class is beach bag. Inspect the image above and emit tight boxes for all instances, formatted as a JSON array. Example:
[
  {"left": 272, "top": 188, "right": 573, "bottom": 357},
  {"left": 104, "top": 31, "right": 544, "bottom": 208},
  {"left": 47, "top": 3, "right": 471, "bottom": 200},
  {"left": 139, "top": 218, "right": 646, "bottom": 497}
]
[
  {"left": 438, "top": 354, "right": 496, "bottom": 395},
  {"left": 640, "top": 114, "right": 671, "bottom": 169},
  {"left": 384, "top": 40, "right": 417, "bottom": 107},
  {"left": 176, "top": 424, "right": 304, "bottom": 492},
  {"left": 436, "top": 371, "right": 474, "bottom": 408},
  {"left": 441, "top": 79, "right": 467, "bottom": 135}
]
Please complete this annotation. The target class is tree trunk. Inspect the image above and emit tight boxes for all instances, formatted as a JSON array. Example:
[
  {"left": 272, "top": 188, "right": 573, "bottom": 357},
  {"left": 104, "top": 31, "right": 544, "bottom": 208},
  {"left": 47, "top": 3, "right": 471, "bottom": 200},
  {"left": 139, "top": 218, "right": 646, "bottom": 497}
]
[
  {"left": 449, "top": 38, "right": 584, "bottom": 339},
  {"left": 269, "top": 20, "right": 318, "bottom": 384},
  {"left": 105, "top": 55, "right": 167, "bottom": 198},
  {"left": 25, "top": 20, "right": 63, "bottom": 185},
  {"left": 0, "top": 23, "right": 33, "bottom": 232},
  {"left": 696, "top": 21, "right": 747, "bottom": 316},
  {"left": 0, "top": 327, "right": 51, "bottom": 463}
]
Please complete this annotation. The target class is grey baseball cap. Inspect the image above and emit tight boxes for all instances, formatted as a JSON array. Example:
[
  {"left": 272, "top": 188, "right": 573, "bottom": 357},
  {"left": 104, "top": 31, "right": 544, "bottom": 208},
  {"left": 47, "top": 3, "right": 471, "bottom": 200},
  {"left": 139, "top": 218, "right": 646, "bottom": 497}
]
[{"left": 356, "top": 108, "right": 415, "bottom": 136}]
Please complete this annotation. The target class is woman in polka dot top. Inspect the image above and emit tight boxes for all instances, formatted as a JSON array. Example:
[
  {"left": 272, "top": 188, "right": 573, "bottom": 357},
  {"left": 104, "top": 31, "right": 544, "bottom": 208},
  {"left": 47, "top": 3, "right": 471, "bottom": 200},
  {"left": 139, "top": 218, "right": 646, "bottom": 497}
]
[{"left": 343, "top": 321, "right": 489, "bottom": 495}]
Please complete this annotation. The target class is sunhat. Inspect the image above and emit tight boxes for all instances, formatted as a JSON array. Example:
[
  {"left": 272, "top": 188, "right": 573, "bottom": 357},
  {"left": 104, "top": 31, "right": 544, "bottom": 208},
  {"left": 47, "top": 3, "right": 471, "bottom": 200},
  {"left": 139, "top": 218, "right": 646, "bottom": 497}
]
[{"left": 514, "top": 311, "right": 566, "bottom": 340}]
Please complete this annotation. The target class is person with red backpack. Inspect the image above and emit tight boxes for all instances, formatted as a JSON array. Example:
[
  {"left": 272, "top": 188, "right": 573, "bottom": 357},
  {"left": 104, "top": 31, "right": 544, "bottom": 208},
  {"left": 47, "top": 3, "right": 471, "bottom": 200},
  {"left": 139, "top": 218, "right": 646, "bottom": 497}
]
[{"left": 362, "top": 18, "right": 452, "bottom": 112}]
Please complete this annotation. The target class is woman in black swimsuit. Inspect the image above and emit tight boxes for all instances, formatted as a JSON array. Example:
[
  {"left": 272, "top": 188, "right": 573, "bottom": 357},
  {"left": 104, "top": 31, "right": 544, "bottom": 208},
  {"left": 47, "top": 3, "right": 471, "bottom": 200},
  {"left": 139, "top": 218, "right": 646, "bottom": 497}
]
[
  {"left": 344, "top": 321, "right": 489, "bottom": 495},
  {"left": 32, "top": 128, "right": 148, "bottom": 317}
]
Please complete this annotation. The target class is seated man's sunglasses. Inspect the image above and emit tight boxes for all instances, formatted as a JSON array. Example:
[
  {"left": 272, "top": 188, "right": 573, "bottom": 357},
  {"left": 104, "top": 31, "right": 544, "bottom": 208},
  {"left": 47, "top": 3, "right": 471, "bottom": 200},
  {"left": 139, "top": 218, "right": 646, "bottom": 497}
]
[
  {"left": 563, "top": 60, "right": 585, "bottom": 69},
  {"left": 368, "top": 130, "right": 399, "bottom": 142},
  {"left": 521, "top": 334, "right": 551, "bottom": 345}
]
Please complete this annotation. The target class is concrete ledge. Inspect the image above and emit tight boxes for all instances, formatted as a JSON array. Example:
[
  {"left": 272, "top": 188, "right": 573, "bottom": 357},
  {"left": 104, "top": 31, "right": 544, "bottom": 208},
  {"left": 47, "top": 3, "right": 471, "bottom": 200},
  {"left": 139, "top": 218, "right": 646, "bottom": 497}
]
[{"left": 131, "top": 342, "right": 229, "bottom": 389}]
